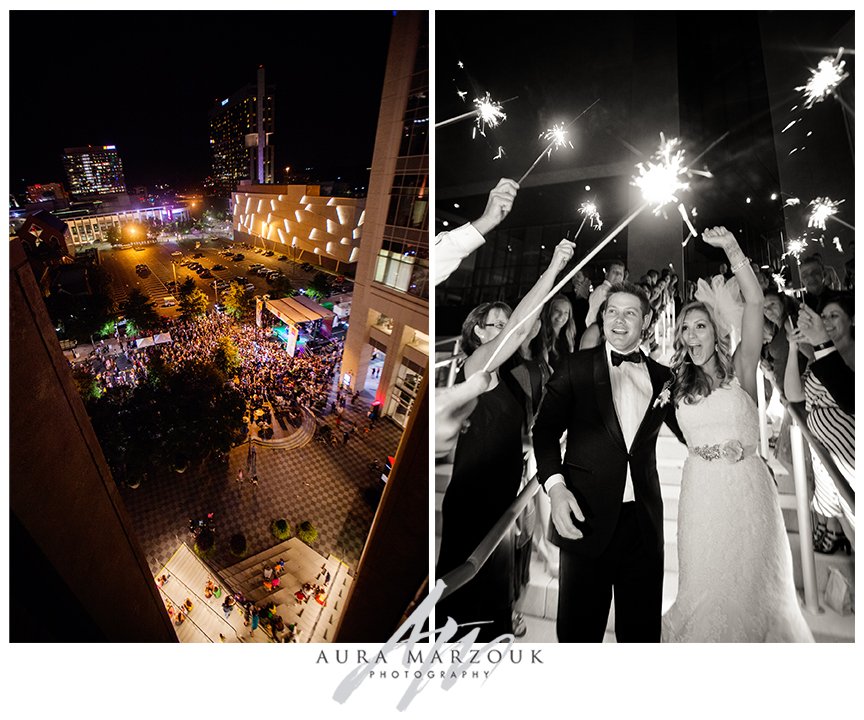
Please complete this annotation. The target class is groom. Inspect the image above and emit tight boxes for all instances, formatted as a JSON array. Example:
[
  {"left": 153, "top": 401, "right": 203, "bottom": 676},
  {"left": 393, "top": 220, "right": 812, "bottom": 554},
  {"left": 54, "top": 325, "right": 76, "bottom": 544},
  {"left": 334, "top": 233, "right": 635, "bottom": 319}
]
[{"left": 532, "top": 282, "right": 683, "bottom": 642}]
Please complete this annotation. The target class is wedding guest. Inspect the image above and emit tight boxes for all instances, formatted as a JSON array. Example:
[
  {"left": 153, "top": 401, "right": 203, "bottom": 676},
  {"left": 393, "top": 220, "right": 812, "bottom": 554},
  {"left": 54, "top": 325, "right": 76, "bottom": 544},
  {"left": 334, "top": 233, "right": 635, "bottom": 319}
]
[
  {"left": 785, "top": 294, "right": 855, "bottom": 553},
  {"left": 436, "top": 238, "right": 575, "bottom": 641}
]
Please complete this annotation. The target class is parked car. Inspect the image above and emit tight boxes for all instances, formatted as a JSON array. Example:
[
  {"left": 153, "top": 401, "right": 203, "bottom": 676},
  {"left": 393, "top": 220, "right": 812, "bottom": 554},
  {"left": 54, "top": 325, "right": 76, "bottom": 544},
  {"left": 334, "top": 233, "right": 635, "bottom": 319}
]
[
  {"left": 161, "top": 296, "right": 177, "bottom": 307},
  {"left": 233, "top": 253, "right": 245, "bottom": 261},
  {"left": 277, "top": 255, "right": 288, "bottom": 261},
  {"left": 171, "top": 251, "right": 182, "bottom": 257},
  {"left": 212, "top": 264, "right": 226, "bottom": 271},
  {"left": 200, "top": 269, "right": 213, "bottom": 279},
  {"left": 264, "top": 250, "right": 274, "bottom": 257},
  {"left": 301, "top": 262, "right": 314, "bottom": 272},
  {"left": 193, "top": 252, "right": 204, "bottom": 258},
  {"left": 244, "top": 283, "right": 255, "bottom": 292}
]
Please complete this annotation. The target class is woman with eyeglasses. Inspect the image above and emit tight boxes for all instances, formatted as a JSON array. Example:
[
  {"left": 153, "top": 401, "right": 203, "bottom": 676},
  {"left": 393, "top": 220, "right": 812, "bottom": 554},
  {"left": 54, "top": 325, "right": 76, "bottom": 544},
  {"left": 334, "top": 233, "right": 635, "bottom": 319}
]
[{"left": 436, "top": 238, "right": 575, "bottom": 641}]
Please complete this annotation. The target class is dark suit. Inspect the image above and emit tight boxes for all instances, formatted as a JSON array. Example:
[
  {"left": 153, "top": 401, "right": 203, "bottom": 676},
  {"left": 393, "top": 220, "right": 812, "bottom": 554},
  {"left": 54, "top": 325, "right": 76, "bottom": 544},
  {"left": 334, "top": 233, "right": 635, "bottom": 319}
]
[{"left": 532, "top": 344, "right": 683, "bottom": 642}]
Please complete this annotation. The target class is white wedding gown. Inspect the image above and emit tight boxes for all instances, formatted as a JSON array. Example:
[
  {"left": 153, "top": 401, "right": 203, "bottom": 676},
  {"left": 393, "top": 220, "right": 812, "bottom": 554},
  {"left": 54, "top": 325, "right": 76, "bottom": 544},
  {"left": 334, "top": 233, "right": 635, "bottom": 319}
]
[{"left": 662, "top": 379, "right": 814, "bottom": 642}]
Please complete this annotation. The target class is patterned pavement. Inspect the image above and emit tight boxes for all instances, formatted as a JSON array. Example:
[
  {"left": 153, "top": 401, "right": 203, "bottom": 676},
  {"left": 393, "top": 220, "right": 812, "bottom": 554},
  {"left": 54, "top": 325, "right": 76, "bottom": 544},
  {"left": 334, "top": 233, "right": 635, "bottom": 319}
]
[{"left": 120, "top": 361, "right": 405, "bottom": 578}]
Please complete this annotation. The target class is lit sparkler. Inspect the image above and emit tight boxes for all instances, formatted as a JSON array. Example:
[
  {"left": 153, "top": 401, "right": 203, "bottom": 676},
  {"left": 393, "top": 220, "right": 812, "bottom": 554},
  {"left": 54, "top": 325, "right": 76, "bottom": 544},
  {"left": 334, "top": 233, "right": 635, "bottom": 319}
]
[
  {"left": 472, "top": 92, "right": 507, "bottom": 138},
  {"left": 631, "top": 133, "right": 692, "bottom": 214},
  {"left": 783, "top": 236, "right": 809, "bottom": 263},
  {"left": 517, "top": 123, "right": 574, "bottom": 184},
  {"left": 833, "top": 237, "right": 844, "bottom": 253},
  {"left": 436, "top": 91, "right": 508, "bottom": 134},
  {"left": 578, "top": 201, "right": 603, "bottom": 232},
  {"left": 516, "top": 98, "right": 600, "bottom": 185},
  {"left": 493, "top": 146, "right": 506, "bottom": 160},
  {"left": 797, "top": 48, "right": 849, "bottom": 109},
  {"left": 784, "top": 197, "right": 800, "bottom": 208},
  {"left": 808, "top": 197, "right": 853, "bottom": 231}
]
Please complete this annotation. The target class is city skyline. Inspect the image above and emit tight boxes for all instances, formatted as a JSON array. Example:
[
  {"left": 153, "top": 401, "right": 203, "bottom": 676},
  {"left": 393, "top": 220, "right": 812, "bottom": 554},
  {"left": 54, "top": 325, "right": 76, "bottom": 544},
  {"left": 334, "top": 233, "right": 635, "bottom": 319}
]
[{"left": 9, "top": 10, "right": 394, "bottom": 193}]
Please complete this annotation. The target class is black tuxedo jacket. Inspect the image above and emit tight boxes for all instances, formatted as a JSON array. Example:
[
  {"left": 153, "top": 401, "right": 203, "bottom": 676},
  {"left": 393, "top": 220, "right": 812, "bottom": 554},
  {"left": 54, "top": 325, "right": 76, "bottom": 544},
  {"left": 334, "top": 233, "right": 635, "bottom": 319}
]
[{"left": 532, "top": 344, "right": 683, "bottom": 558}]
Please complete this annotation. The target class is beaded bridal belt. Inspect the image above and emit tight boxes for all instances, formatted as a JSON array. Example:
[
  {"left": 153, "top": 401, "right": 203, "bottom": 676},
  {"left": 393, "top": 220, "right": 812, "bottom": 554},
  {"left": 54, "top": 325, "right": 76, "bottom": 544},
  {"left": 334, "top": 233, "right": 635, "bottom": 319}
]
[{"left": 690, "top": 440, "right": 757, "bottom": 463}]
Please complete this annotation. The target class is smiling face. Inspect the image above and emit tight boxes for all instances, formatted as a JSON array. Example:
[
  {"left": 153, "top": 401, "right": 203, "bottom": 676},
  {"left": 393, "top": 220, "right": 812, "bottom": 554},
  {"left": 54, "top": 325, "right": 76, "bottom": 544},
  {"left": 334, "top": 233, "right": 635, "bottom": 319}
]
[
  {"left": 680, "top": 308, "right": 716, "bottom": 366},
  {"left": 474, "top": 306, "right": 510, "bottom": 346},
  {"left": 763, "top": 295, "right": 785, "bottom": 327},
  {"left": 821, "top": 302, "right": 853, "bottom": 344},
  {"left": 602, "top": 291, "right": 649, "bottom": 352},
  {"left": 550, "top": 299, "right": 571, "bottom": 334}
]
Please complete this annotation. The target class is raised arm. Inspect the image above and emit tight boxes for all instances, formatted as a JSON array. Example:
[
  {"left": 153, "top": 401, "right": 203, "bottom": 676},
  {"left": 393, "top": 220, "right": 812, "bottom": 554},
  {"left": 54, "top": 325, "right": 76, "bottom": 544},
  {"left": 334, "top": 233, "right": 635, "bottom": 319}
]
[
  {"left": 464, "top": 238, "right": 575, "bottom": 378},
  {"left": 702, "top": 226, "right": 763, "bottom": 401}
]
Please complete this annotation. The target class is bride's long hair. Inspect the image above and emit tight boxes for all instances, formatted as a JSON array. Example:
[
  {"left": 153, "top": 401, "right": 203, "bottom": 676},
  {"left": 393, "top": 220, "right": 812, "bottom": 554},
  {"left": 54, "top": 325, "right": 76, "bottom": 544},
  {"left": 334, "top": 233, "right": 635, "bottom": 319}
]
[{"left": 670, "top": 301, "right": 735, "bottom": 405}]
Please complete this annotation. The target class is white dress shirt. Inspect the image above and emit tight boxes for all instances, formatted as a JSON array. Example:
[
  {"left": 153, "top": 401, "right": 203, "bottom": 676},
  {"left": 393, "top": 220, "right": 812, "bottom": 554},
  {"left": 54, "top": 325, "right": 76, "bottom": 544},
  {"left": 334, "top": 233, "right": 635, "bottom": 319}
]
[
  {"left": 434, "top": 223, "right": 485, "bottom": 285},
  {"left": 604, "top": 341, "right": 653, "bottom": 502}
]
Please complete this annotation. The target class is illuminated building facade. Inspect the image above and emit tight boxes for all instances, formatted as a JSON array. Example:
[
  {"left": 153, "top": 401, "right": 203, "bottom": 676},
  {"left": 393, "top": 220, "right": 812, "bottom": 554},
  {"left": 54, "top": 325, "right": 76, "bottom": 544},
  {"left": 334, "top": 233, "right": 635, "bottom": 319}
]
[
  {"left": 209, "top": 67, "right": 275, "bottom": 196},
  {"left": 58, "top": 205, "right": 190, "bottom": 246},
  {"left": 342, "top": 10, "right": 429, "bottom": 429},
  {"left": 231, "top": 184, "right": 364, "bottom": 271},
  {"left": 63, "top": 145, "right": 127, "bottom": 198}
]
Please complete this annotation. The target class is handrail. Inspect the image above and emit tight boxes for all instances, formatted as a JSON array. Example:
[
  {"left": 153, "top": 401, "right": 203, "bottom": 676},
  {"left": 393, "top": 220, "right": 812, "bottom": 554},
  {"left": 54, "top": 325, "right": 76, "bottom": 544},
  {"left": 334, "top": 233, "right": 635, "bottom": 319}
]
[
  {"left": 784, "top": 399, "right": 855, "bottom": 513},
  {"left": 439, "top": 476, "right": 540, "bottom": 601}
]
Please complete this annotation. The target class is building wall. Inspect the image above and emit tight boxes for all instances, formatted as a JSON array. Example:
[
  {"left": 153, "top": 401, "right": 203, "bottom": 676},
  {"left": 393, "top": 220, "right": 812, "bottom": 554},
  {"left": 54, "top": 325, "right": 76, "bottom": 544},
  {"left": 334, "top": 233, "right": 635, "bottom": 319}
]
[
  {"left": 63, "top": 206, "right": 190, "bottom": 246},
  {"left": 342, "top": 10, "right": 429, "bottom": 427},
  {"left": 9, "top": 239, "right": 177, "bottom": 641},
  {"left": 231, "top": 184, "right": 365, "bottom": 268}
]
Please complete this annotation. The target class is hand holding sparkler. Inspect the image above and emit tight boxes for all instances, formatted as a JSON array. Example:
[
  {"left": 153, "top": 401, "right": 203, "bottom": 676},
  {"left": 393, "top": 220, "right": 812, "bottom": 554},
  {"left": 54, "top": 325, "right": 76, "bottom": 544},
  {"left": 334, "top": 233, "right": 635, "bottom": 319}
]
[
  {"left": 473, "top": 178, "right": 520, "bottom": 236},
  {"left": 794, "top": 304, "right": 831, "bottom": 346}
]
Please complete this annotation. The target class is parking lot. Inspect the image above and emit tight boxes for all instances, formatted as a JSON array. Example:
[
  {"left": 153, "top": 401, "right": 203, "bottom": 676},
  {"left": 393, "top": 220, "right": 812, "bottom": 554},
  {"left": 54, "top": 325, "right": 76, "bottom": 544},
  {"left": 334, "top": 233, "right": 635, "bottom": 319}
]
[{"left": 97, "top": 234, "right": 351, "bottom": 315}]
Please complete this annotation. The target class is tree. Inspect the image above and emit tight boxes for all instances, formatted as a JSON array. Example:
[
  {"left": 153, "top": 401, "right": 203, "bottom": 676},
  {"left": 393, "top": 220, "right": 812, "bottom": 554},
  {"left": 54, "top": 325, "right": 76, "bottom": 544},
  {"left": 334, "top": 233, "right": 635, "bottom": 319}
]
[
  {"left": 179, "top": 286, "right": 208, "bottom": 319},
  {"left": 121, "top": 289, "right": 160, "bottom": 332},
  {"left": 309, "top": 272, "right": 333, "bottom": 298},
  {"left": 221, "top": 282, "right": 251, "bottom": 319},
  {"left": 268, "top": 275, "right": 294, "bottom": 299},
  {"left": 104, "top": 225, "right": 123, "bottom": 246},
  {"left": 213, "top": 336, "right": 241, "bottom": 376}
]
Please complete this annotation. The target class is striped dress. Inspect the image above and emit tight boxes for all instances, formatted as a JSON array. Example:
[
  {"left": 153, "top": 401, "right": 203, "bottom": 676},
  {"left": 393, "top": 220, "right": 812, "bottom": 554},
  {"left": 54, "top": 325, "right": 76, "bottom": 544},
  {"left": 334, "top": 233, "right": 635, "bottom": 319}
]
[{"left": 804, "top": 369, "right": 855, "bottom": 527}]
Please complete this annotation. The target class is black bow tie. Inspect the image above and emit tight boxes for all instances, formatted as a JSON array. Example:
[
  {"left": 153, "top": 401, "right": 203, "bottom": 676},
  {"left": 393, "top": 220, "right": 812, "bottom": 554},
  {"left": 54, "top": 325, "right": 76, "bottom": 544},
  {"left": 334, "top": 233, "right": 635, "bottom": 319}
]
[{"left": 611, "top": 350, "right": 643, "bottom": 367}]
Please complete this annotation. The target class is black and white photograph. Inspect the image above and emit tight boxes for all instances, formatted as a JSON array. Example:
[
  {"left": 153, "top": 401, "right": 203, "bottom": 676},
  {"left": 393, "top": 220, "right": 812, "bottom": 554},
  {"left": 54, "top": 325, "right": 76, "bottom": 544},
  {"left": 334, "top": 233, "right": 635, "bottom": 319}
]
[{"left": 434, "top": 9, "right": 854, "bottom": 645}]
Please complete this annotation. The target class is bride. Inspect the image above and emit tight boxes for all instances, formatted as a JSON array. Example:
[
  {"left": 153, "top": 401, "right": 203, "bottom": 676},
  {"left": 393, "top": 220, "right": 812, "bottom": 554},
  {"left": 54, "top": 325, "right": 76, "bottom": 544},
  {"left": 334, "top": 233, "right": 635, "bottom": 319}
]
[{"left": 662, "top": 226, "right": 813, "bottom": 642}]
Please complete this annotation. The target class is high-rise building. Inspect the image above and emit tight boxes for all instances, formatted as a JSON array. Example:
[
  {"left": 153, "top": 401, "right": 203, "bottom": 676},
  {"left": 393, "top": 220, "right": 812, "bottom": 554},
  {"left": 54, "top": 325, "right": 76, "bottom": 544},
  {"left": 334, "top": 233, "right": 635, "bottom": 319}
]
[
  {"left": 341, "top": 10, "right": 429, "bottom": 432},
  {"left": 209, "top": 66, "right": 275, "bottom": 196},
  {"left": 63, "top": 145, "right": 127, "bottom": 198}
]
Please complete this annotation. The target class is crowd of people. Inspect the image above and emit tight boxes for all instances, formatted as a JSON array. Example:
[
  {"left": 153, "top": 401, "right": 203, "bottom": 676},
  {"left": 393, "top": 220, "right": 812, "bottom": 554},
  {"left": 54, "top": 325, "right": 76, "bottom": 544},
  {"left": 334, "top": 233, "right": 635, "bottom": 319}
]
[
  {"left": 74, "top": 312, "right": 343, "bottom": 423},
  {"left": 435, "top": 177, "right": 854, "bottom": 643}
]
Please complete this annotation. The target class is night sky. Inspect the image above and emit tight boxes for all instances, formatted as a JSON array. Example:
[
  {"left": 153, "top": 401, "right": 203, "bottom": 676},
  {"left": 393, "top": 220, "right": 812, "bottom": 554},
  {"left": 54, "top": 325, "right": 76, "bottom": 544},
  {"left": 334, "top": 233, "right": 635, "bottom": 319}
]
[{"left": 9, "top": 10, "right": 394, "bottom": 194}]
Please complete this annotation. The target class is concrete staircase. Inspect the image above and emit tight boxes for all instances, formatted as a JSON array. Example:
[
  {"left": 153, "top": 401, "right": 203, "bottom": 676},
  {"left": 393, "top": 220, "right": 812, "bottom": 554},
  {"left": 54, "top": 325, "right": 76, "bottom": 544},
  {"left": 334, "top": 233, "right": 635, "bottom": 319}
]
[{"left": 218, "top": 537, "right": 353, "bottom": 642}]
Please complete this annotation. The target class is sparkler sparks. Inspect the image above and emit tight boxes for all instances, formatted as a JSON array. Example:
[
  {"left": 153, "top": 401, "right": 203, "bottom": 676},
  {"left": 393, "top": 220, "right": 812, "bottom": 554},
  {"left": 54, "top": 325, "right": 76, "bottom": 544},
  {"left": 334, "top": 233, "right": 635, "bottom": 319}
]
[
  {"left": 541, "top": 123, "right": 573, "bottom": 156},
  {"left": 631, "top": 134, "right": 692, "bottom": 214},
  {"left": 783, "top": 237, "right": 809, "bottom": 263},
  {"left": 493, "top": 146, "right": 506, "bottom": 160},
  {"left": 578, "top": 201, "right": 603, "bottom": 231},
  {"left": 784, "top": 197, "right": 801, "bottom": 208},
  {"left": 772, "top": 273, "right": 787, "bottom": 291},
  {"left": 833, "top": 237, "right": 844, "bottom": 253},
  {"left": 808, "top": 197, "right": 845, "bottom": 231},
  {"left": 472, "top": 92, "right": 507, "bottom": 139},
  {"left": 797, "top": 48, "right": 849, "bottom": 109}
]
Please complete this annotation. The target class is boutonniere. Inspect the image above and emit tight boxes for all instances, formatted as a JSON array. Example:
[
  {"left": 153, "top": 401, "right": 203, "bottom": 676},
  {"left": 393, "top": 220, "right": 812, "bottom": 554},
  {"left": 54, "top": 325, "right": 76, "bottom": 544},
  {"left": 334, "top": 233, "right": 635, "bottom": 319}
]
[{"left": 652, "top": 379, "right": 673, "bottom": 409}]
